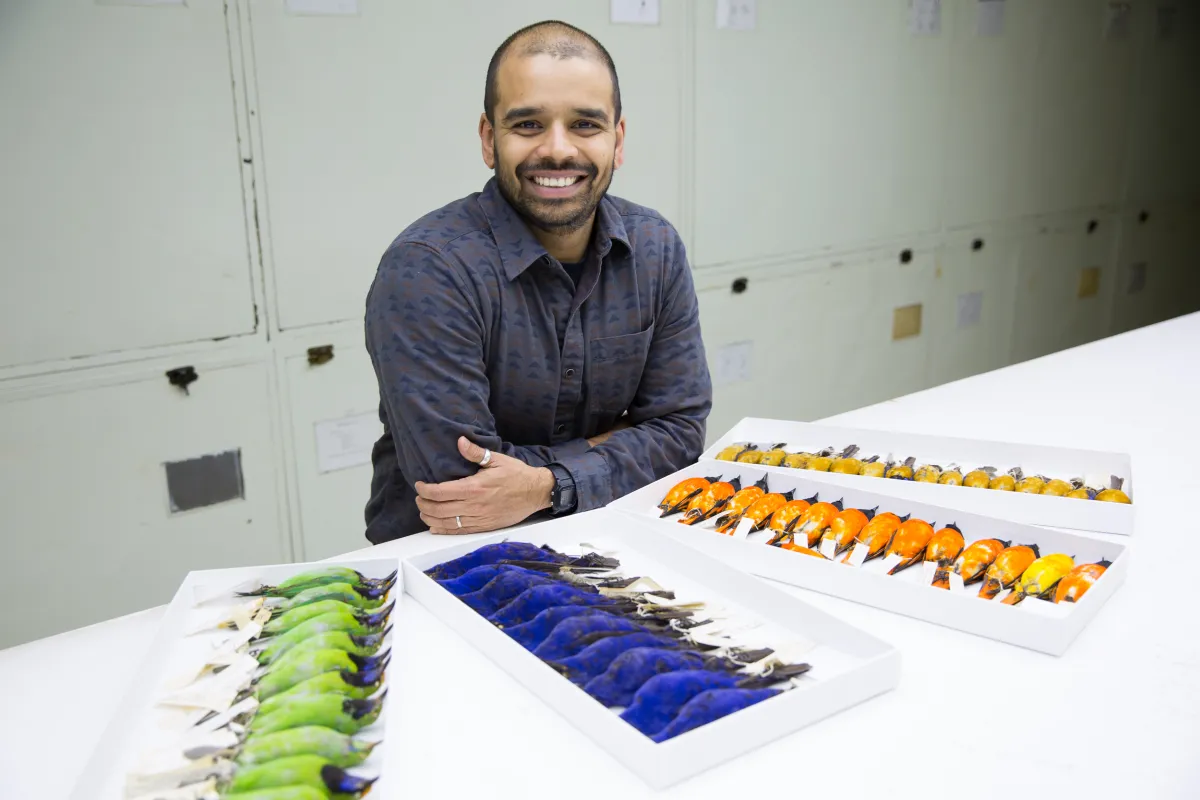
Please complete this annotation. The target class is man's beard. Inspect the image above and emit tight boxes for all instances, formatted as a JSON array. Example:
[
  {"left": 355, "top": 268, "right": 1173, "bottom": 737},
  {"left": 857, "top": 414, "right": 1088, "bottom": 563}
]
[{"left": 494, "top": 148, "right": 613, "bottom": 233}]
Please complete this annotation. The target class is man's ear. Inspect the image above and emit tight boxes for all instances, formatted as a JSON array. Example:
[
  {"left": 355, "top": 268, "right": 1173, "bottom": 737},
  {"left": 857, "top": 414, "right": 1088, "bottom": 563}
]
[
  {"left": 613, "top": 115, "right": 626, "bottom": 170},
  {"left": 480, "top": 113, "right": 496, "bottom": 169}
]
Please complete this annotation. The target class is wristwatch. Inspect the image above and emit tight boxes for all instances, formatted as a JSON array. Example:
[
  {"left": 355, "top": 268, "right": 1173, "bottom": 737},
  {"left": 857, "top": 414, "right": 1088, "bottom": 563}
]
[{"left": 547, "top": 463, "right": 577, "bottom": 515}]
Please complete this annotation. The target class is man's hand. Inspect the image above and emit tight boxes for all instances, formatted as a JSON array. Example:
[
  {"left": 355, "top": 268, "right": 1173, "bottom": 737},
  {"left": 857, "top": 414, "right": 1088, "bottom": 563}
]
[{"left": 414, "top": 437, "right": 554, "bottom": 535}]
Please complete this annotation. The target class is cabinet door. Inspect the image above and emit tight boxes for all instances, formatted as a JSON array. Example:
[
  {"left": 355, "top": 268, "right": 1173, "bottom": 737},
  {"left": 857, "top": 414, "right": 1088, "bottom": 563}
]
[
  {"left": 925, "top": 235, "right": 1021, "bottom": 386},
  {"left": 250, "top": 0, "right": 687, "bottom": 330},
  {"left": 693, "top": 0, "right": 947, "bottom": 266},
  {"left": 695, "top": 249, "right": 937, "bottom": 442},
  {"left": 942, "top": 0, "right": 1043, "bottom": 227},
  {"left": 1111, "top": 211, "right": 1200, "bottom": 334},
  {"left": 1124, "top": 4, "right": 1200, "bottom": 207},
  {"left": 0, "top": 360, "right": 286, "bottom": 649},
  {"left": 0, "top": 1, "right": 256, "bottom": 369},
  {"left": 1023, "top": 0, "right": 1137, "bottom": 215},
  {"left": 1010, "top": 218, "right": 1117, "bottom": 364},
  {"left": 281, "top": 336, "right": 382, "bottom": 561}
]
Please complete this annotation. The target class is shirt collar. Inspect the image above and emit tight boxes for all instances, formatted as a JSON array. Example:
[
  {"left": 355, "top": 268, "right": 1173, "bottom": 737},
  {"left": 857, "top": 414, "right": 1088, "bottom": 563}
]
[{"left": 478, "top": 176, "right": 632, "bottom": 282}]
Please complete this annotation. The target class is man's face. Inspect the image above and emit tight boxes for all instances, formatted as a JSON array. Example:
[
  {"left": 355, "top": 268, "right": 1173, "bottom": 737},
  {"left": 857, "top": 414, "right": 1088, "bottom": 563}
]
[{"left": 481, "top": 52, "right": 625, "bottom": 233}]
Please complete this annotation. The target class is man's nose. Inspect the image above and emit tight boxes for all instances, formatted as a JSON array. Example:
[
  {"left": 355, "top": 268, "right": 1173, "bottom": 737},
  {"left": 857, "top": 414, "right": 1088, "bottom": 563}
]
[{"left": 540, "top": 122, "right": 577, "bottom": 164}]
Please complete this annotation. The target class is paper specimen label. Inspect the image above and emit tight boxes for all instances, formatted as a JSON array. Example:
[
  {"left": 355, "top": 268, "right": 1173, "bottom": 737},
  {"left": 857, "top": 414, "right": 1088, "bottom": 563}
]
[{"left": 733, "top": 517, "right": 755, "bottom": 540}]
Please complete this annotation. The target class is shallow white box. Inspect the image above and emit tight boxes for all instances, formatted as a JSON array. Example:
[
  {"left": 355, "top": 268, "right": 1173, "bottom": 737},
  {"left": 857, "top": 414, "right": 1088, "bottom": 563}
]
[
  {"left": 69, "top": 556, "right": 402, "bottom": 800},
  {"left": 403, "top": 508, "right": 900, "bottom": 790},
  {"left": 609, "top": 462, "right": 1129, "bottom": 657},
  {"left": 702, "top": 417, "right": 1135, "bottom": 536}
]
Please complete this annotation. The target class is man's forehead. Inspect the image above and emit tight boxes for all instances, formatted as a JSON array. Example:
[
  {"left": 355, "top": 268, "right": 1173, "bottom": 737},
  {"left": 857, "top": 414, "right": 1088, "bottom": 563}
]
[{"left": 495, "top": 52, "right": 615, "bottom": 115}]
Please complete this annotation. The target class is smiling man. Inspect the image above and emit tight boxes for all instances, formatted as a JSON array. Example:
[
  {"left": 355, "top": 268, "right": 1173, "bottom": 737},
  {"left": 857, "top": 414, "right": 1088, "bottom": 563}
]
[{"left": 362, "top": 20, "right": 712, "bottom": 543}]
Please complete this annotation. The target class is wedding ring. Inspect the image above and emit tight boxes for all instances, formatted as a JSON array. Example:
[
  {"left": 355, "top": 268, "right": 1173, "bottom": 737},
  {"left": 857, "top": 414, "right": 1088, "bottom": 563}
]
[
  {"left": 456, "top": 516, "right": 463, "bottom": 529},
  {"left": 480, "top": 448, "right": 492, "bottom": 466}
]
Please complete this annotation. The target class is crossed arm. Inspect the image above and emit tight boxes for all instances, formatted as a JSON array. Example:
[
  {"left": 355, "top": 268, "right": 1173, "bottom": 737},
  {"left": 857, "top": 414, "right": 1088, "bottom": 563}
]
[{"left": 364, "top": 235, "right": 712, "bottom": 534}]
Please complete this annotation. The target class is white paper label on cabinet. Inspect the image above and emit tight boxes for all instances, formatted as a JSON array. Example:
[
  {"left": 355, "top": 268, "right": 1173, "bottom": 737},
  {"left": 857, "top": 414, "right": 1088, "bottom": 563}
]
[
  {"left": 1104, "top": 2, "right": 1133, "bottom": 41},
  {"left": 717, "top": 0, "right": 756, "bottom": 31},
  {"left": 976, "top": 0, "right": 1005, "bottom": 37},
  {"left": 1126, "top": 262, "right": 1148, "bottom": 295},
  {"left": 713, "top": 341, "right": 754, "bottom": 385},
  {"left": 909, "top": 0, "right": 942, "bottom": 35},
  {"left": 286, "top": 0, "right": 359, "bottom": 15},
  {"left": 611, "top": 0, "right": 660, "bottom": 25},
  {"left": 314, "top": 411, "right": 381, "bottom": 473},
  {"left": 1155, "top": 6, "right": 1178, "bottom": 41},
  {"left": 956, "top": 291, "right": 983, "bottom": 329}
]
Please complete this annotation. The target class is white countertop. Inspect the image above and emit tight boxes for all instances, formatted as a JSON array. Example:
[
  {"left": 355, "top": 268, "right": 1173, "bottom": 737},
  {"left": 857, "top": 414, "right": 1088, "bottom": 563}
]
[{"left": 4, "top": 313, "right": 1199, "bottom": 799}]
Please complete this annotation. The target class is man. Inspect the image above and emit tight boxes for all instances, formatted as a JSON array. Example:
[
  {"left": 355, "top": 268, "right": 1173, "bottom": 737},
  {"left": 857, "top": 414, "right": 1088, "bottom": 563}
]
[{"left": 362, "top": 20, "right": 711, "bottom": 543}]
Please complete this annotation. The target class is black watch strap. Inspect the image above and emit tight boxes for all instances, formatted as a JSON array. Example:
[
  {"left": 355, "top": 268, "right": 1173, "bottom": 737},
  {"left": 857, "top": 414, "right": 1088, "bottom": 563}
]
[{"left": 547, "top": 463, "right": 577, "bottom": 515}]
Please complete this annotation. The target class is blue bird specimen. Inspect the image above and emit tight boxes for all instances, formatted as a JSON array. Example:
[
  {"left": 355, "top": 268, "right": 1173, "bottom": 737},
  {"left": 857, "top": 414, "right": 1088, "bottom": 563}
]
[
  {"left": 489, "top": 584, "right": 632, "bottom": 628},
  {"left": 436, "top": 564, "right": 524, "bottom": 595},
  {"left": 548, "top": 632, "right": 683, "bottom": 686},
  {"left": 532, "top": 613, "right": 659, "bottom": 661},
  {"left": 458, "top": 570, "right": 570, "bottom": 616},
  {"left": 619, "top": 671, "right": 749, "bottom": 737},
  {"left": 425, "top": 542, "right": 572, "bottom": 581},
  {"left": 582, "top": 648, "right": 708, "bottom": 707},
  {"left": 650, "top": 689, "right": 781, "bottom": 742},
  {"left": 503, "top": 606, "right": 625, "bottom": 651}
]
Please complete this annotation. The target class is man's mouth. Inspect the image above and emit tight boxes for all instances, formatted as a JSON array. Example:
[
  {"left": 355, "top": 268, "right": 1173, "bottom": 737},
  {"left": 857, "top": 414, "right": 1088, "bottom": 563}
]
[{"left": 523, "top": 171, "right": 590, "bottom": 198}]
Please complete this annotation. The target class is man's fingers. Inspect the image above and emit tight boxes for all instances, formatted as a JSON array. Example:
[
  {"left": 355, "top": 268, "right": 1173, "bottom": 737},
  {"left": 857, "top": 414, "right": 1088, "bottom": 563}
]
[
  {"left": 414, "top": 476, "right": 476, "bottom": 501},
  {"left": 422, "top": 512, "right": 488, "bottom": 535},
  {"left": 415, "top": 496, "right": 474, "bottom": 517},
  {"left": 457, "top": 436, "right": 491, "bottom": 465}
]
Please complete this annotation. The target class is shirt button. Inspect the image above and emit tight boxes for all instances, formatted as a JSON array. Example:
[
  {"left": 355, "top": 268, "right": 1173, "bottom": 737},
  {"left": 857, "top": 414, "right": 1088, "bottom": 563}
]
[
  {"left": 564, "top": 368, "right": 576, "bottom": 378},
  {"left": 556, "top": 424, "right": 566, "bottom": 434}
]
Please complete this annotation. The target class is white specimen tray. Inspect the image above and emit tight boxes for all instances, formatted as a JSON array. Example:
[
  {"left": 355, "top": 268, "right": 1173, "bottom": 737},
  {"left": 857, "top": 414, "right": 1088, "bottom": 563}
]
[
  {"left": 609, "top": 461, "right": 1128, "bottom": 656},
  {"left": 403, "top": 508, "right": 900, "bottom": 790},
  {"left": 68, "top": 556, "right": 403, "bottom": 800},
  {"left": 702, "top": 417, "right": 1135, "bottom": 536}
]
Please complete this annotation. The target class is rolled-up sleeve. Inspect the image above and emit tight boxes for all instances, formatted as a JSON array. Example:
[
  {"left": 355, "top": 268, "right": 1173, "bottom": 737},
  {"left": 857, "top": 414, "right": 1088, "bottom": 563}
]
[
  {"left": 554, "top": 228, "right": 713, "bottom": 510},
  {"left": 365, "top": 242, "right": 590, "bottom": 487}
]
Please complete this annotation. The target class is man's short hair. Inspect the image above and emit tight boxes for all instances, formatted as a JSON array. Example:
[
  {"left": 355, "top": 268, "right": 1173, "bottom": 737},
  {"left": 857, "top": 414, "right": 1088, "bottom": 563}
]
[{"left": 484, "top": 20, "right": 622, "bottom": 126}]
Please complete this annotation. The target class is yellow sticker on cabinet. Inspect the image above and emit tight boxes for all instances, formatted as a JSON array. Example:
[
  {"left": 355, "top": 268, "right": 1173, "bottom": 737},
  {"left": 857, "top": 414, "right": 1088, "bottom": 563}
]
[
  {"left": 892, "top": 304, "right": 923, "bottom": 340},
  {"left": 1078, "top": 267, "right": 1101, "bottom": 299}
]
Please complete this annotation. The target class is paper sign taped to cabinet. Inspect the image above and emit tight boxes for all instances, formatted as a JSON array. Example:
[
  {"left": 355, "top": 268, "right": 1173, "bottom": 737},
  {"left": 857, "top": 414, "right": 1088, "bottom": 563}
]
[
  {"left": 909, "top": 0, "right": 941, "bottom": 35},
  {"left": 976, "top": 0, "right": 1005, "bottom": 37},
  {"left": 315, "top": 412, "right": 381, "bottom": 473}
]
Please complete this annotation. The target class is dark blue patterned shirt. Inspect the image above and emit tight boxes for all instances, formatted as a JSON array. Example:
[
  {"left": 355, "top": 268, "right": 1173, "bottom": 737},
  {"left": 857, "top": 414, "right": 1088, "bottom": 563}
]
[{"left": 362, "top": 177, "right": 712, "bottom": 543}]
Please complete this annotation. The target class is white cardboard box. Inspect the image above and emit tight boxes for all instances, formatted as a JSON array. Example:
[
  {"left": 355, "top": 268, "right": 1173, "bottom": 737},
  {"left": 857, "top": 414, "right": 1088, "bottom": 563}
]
[
  {"left": 608, "top": 461, "right": 1129, "bottom": 657},
  {"left": 702, "top": 417, "right": 1135, "bottom": 536},
  {"left": 403, "top": 508, "right": 900, "bottom": 790},
  {"left": 69, "top": 556, "right": 403, "bottom": 800}
]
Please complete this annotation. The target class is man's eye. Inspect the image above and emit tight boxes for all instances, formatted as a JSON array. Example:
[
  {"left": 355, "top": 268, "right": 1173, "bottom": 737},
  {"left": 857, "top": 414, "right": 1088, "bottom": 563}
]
[
  {"left": 515, "top": 121, "right": 541, "bottom": 130},
  {"left": 575, "top": 121, "right": 597, "bottom": 129}
]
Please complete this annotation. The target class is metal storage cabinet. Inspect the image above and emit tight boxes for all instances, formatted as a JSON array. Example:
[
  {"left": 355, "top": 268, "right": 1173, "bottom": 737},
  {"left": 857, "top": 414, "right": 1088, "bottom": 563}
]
[
  {"left": 1111, "top": 209, "right": 1200, "bottom": 335},
  {"left": 0, "top": 358, "right": 287, "bottom": 649},
  {"left": 1009, "top": 215, "right": 1118, "bottom": 365},
  {"left": 279, "top": 332, "right": 381, "bottom": 561},
  {"left": 0, "top": 0, "right": 257, "bottom": 369},
  {"left": 924, "top": 232, "right": 1021, "bottom": 387},
  {"left": 941, "top": 0, "right": 1043, "bottom": 228},
  {"left": 1023, "top": 0, "right": 1136, "bottom": 216},
  {"left": 1123, "top": 2, "right": 1200, "bottom": 208},
  {"left": 248, "top": 0, "right": 688, "bottom": 330},
  {"left": 693, "top": 0, "right": 947, "bottom": 266},
  {"left": 694, "top": 246, "right": 937, "bottom": 440}
]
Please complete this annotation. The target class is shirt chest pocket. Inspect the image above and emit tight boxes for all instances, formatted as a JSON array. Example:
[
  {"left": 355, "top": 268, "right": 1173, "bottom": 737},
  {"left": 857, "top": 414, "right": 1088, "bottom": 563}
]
[{"left": 587, "top": 326, "right": 655, "bottom": 414}]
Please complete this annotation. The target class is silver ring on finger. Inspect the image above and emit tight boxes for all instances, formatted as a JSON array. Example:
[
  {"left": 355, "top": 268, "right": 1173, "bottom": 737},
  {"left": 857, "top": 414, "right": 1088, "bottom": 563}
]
[
  {"left": 480, "top": 448, "right": 492, "bottom": 467},
  {"left": 456, "top": 515, "right": 463, "bottom": 529}
]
